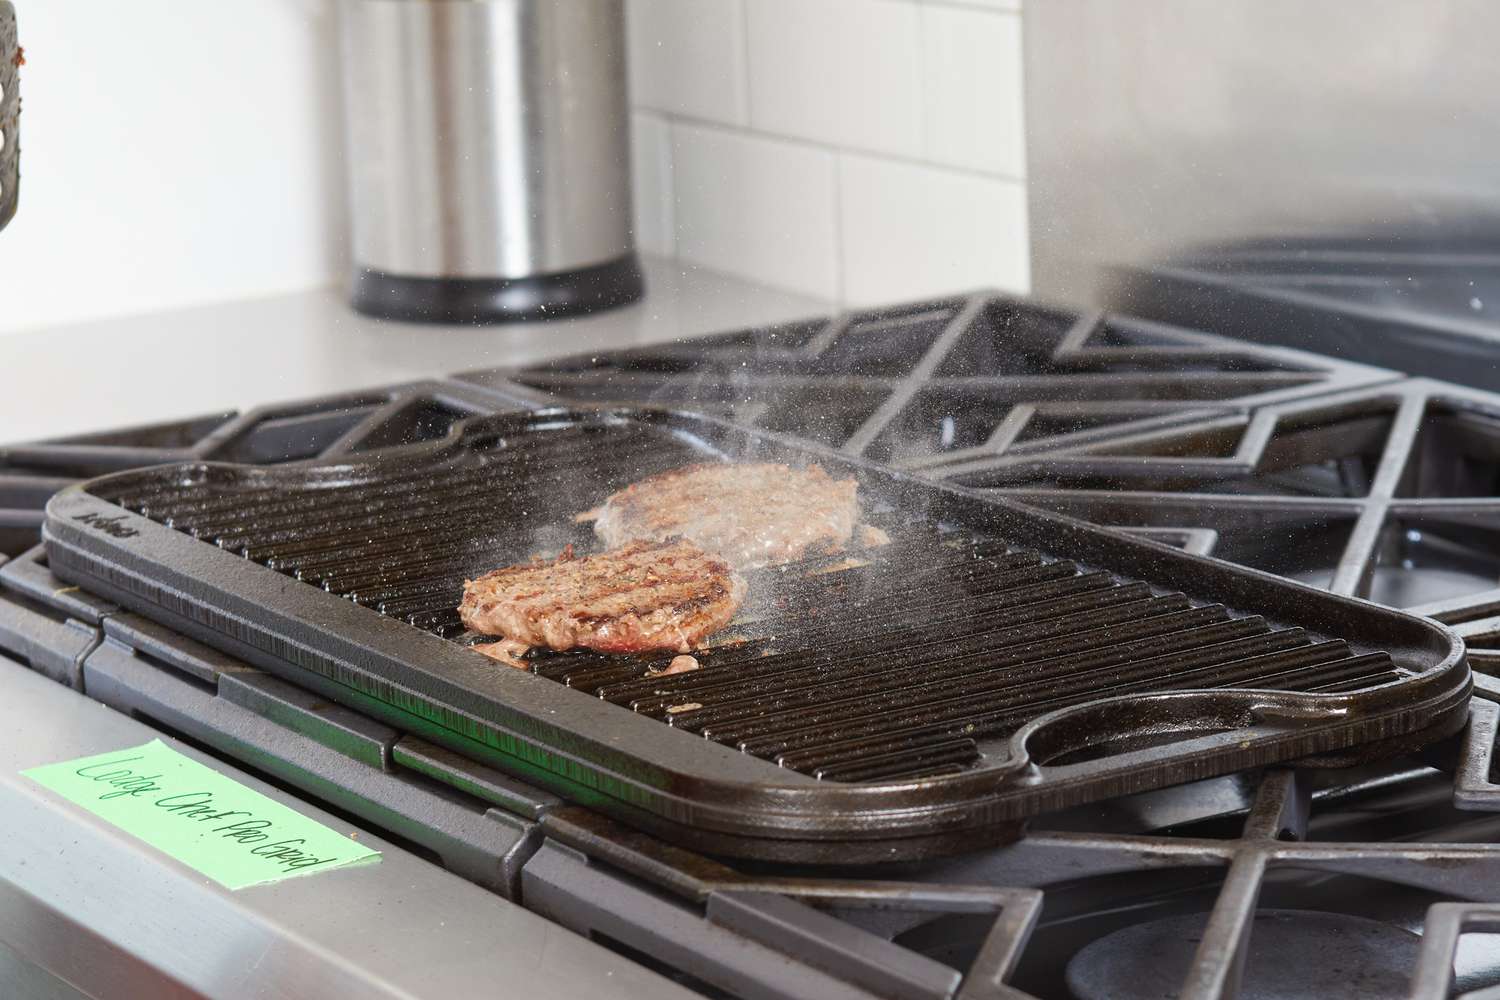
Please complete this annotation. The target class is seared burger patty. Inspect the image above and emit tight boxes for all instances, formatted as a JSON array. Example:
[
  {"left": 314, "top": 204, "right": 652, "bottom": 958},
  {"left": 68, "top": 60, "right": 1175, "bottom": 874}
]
[
  {"left": 594, "top": 462, "right": 860, "bottom": 569},
  {"left": 460, "top": 539, "right": 745, "bottom": 655}
]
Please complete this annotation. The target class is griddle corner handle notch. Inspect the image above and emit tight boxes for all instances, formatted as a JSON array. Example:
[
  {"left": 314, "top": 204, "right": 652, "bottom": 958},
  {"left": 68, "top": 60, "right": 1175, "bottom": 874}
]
[{"left": 1011, "top": 691, "right": 1264, "bottom": 772}]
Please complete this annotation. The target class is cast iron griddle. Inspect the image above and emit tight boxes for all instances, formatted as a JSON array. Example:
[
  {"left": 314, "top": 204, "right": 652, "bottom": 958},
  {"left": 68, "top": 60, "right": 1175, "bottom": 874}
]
[{"left": 42, "top": 407, "right": 1469, "bottom": 861}]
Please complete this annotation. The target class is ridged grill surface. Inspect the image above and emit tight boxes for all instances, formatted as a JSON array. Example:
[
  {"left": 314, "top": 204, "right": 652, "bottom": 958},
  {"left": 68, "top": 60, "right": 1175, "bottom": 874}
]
[{"left": 99, "top": 421, "right": 1400, "bottom": 783}]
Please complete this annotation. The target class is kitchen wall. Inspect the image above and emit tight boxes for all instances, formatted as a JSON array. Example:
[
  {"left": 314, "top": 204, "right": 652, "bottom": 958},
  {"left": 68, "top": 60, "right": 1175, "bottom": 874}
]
[
  {"left": 0, "top": 0, "right": 1027, "bottom": 338},
  {"left": 626, "top": 0, "right": 1029, "bottom": 307},
  {"left": 0, "top": 0, "right": 343, "bottom": 337}
]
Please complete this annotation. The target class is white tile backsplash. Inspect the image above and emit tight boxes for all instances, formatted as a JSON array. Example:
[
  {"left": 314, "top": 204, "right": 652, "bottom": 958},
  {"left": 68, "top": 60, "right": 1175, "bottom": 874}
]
[
  {"left": 922, "top": 4, "right": 1025, "bottom": 178},
  {"left": 746, "top": 0, "right": 923, "bottom": 158},
  {"left": 838, "top": 153, "right": 1029, "bottom": 305},
  {"left": 671, "top": 123, "right": 841, "bottom": 299},
  {"left": 630, "top": 113, "right": 676, "bottom": 257},
  {"left": 924, "top": 0, "right": 1022, "bottom": 12},
  {"left": 626, "top": 0, "right": 749, "bottom": 125},
  {"left": 626, "top": 0, "right": 1030, "bottom": 304}
]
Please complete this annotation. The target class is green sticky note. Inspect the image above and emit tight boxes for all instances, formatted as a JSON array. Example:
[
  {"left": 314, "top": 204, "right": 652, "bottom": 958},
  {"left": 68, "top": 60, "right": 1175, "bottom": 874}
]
[{"left": 22, "top": 739, "right": 380, "bottom": 890}]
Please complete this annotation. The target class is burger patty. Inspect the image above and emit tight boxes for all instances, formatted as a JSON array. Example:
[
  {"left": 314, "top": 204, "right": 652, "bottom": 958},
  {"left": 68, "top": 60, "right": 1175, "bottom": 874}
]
[
  {"left": 593, "top": 462, "right": 860, "bottom": 569},
  {"left": 459, "top": 539, "right": 746, "bottom": 655}
]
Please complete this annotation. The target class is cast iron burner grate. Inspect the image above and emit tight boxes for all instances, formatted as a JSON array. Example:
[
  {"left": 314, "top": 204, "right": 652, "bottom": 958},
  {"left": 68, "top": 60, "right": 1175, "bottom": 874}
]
[
  {"left": 459, "top": 292, "right": 1394, "bottom": 465},
  {"left": 941, "top": 378, "right": 1500, "bottom": 699},
  {"left": 0, "top": 379, "right": 530, "bottom": 558}
]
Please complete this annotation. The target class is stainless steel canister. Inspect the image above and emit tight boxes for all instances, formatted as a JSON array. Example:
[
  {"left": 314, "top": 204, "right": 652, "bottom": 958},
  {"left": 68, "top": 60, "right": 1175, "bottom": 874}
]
[{"left": 339, "top": 0, "right": 642, "bottom": 324}]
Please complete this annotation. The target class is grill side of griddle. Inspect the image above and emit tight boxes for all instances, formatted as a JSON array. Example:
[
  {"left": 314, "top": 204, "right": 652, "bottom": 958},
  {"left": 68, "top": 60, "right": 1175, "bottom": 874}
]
[{"left": 96, "top": 418, "right": 1403, "bottom": 784}]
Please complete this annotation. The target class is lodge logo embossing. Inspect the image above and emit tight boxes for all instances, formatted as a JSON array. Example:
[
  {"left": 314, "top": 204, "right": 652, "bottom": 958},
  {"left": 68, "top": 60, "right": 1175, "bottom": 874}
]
[{"left": 73, "top": 511, "right": 140, "bottom": 538}]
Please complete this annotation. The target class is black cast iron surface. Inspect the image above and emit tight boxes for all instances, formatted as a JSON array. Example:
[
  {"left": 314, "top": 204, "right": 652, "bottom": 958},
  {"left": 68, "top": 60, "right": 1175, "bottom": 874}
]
[{"left": 42, "top": 405, "right": 1469, "bottom": 861}]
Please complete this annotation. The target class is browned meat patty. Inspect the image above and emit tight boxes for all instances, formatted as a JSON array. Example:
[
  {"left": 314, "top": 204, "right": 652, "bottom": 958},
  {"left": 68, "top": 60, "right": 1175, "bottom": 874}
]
[
  {"left": 459, "top": 539, "right": 745, "bottom": 655},
  {"left": 593, "top": 463, "right": 860, "bottom": 569}
]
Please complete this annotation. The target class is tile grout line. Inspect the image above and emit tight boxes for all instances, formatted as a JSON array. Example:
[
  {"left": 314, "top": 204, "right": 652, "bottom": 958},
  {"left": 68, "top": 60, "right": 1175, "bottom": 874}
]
[
  {"left": 633, "top": 108, "right": 1028, "bottom": 187},
  {"left": 656, "top": 114, "right": 679, "bottom": 270},
  {"left": 660, "top": 113, "right": 678, "bottom": 260},
  {"left": 831, "top": 154, "right": 846, "bottom": 304},
  {"left": 923, "top": 0, "right": 1024, "bottom": 12},
  {"left": 736, "top": 0, "right": 754, "bottom": 128},
  {"left": 916, "top": 0, "right": 934, "bottom": 168}
]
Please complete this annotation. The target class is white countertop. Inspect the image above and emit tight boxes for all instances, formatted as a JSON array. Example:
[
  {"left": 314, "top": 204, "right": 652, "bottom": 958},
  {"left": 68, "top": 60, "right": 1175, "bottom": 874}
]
[{"left": 0, "top": 259, "right": 830, "bottom": 442}]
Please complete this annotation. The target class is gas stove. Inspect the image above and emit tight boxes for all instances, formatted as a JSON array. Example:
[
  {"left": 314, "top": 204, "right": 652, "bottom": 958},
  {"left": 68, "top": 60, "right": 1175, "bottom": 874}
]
[
  {"left": 1110, "top": 243, "right": 1500, "bottom": 394},
  {"left": 6, "top": 293, "right": 1500, "bottom": 999}
]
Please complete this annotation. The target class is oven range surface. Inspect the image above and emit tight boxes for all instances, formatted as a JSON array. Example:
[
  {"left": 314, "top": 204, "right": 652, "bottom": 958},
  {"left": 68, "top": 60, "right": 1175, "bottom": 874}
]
[{"left": 6, "top": 291, "right": 1500, "bottom": 999}]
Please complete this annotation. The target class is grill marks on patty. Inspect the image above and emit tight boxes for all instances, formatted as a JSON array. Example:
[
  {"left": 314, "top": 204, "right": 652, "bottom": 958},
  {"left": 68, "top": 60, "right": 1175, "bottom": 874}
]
[
  {"left": 594, "top": 462, "right": 861, "bottom": 569},
  {"left": 460, "top": 462, "right": 863, "bottom": 663},
  {"left": 460, "top": 539, "right": 746, "bottom": 656}
]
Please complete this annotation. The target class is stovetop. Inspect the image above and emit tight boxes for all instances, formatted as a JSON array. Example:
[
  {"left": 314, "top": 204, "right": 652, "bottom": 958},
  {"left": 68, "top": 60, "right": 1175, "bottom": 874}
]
[
  {"left": 6, "top": 292, "right": 1500, "bottom": 999},
  {"left": 1110, "top": 242, "right": 1500, "bottom": 394}
]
